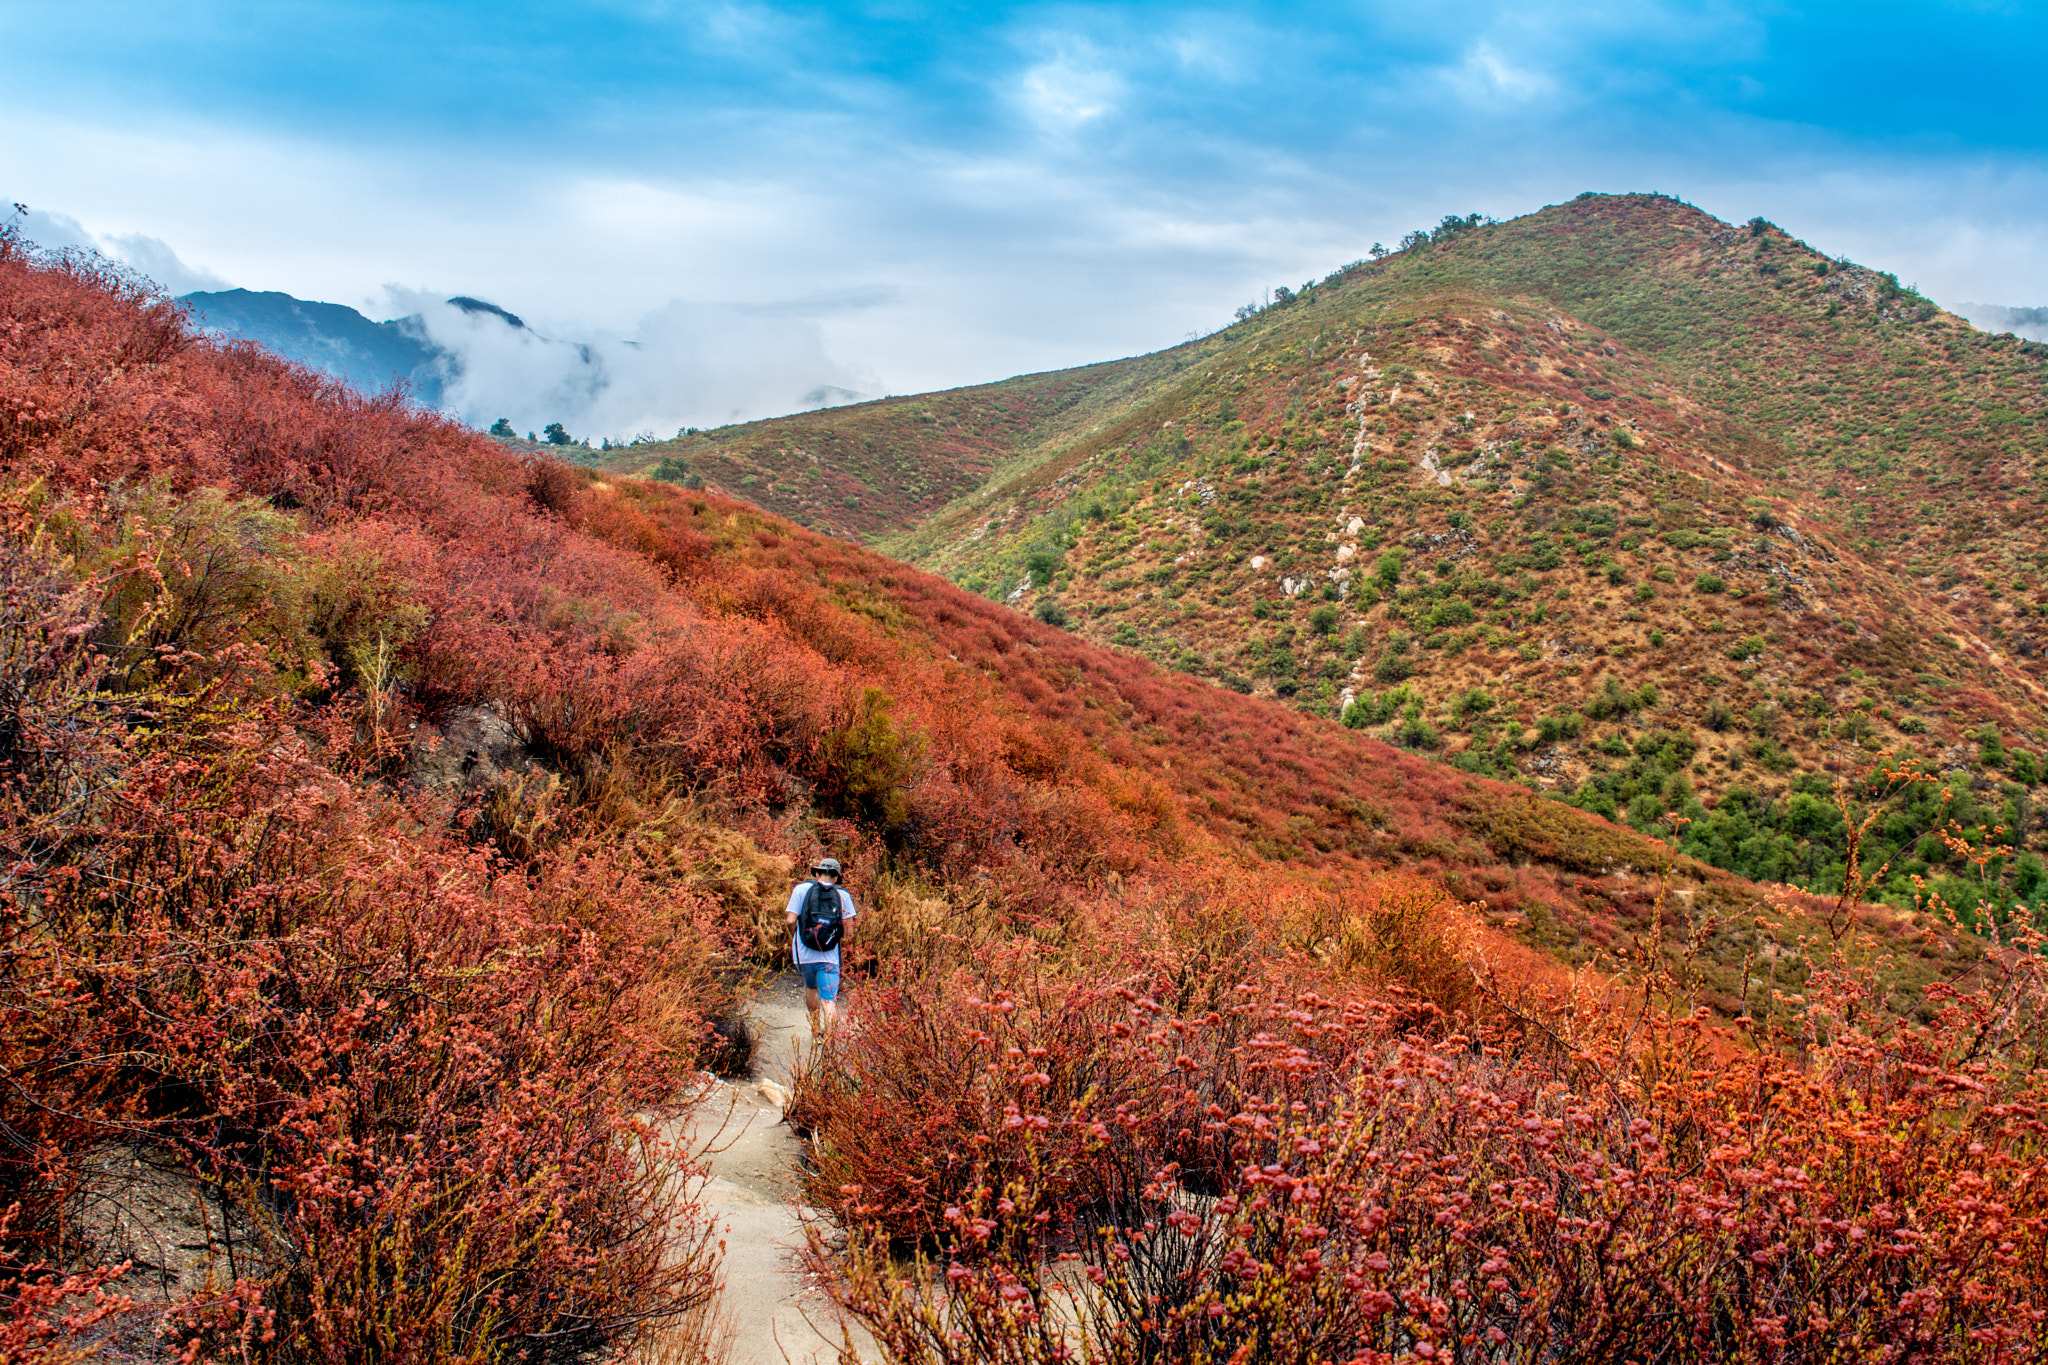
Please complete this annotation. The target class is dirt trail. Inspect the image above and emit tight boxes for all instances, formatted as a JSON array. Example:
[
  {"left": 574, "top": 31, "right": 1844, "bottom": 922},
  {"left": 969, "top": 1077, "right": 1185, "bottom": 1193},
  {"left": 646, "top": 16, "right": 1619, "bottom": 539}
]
[{"left": 682, "top": 972, "right": 859, "bottom": 1365}]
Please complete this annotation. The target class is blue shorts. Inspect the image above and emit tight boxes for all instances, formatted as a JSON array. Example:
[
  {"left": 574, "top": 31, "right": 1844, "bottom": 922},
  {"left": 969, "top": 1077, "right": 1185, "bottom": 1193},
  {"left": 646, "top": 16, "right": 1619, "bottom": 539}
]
[{"left": 798, "top": 962, "right": 841, "bottom": 1001}]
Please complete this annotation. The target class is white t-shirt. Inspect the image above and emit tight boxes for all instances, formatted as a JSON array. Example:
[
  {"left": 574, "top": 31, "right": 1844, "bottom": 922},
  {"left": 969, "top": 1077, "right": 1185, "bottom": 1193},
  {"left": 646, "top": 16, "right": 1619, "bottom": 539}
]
[{"left": 786, "top": 881, "right": 857, "bottom": 968}]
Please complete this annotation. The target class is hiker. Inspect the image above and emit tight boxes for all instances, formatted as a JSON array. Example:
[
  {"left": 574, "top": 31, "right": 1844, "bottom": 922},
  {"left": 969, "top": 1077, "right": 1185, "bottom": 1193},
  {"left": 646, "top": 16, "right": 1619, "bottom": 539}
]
[{"left": 784, "top": 857, "right": 857, "bottom": 1038}]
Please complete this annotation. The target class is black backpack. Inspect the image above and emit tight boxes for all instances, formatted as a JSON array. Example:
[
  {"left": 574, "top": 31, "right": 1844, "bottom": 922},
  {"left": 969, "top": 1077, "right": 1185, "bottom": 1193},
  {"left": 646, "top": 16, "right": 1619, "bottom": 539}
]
[{"left": 798, "top": 880, "right": 844, "bottom": 952}]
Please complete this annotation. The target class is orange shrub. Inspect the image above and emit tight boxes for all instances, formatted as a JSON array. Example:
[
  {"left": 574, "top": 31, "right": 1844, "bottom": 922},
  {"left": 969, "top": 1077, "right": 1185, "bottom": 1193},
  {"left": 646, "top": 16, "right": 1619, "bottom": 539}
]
[{"left": 821, "top": 979, "right": 2048, "bottom": 1363}]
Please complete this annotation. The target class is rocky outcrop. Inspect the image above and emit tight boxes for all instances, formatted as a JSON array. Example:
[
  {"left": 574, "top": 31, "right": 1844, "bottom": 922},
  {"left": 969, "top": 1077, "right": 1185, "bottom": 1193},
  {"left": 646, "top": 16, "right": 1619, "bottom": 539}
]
[{"left": 407, "top": 704, "right": 534, "bottom": 793}]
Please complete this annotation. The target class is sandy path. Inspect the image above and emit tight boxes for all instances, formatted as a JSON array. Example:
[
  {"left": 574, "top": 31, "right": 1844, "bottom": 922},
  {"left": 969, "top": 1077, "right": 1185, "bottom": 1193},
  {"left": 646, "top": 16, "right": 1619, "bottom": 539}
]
[{"left": 682, "top": 972, "right": 861, "bottom": 1365}]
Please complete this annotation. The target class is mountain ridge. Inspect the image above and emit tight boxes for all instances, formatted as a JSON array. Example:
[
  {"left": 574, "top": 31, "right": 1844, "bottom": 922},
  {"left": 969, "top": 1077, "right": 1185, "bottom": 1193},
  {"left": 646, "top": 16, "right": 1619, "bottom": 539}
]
[{"left": 180, "top": 286, "right": 449, "bottom": 402}]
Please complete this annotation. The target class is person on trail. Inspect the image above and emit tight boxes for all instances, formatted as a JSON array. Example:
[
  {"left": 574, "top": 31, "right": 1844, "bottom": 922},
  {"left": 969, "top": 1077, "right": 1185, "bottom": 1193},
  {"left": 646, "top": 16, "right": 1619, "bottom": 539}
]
[{"left": 784, "top": 857, "right": 857, "bottom": 1039}]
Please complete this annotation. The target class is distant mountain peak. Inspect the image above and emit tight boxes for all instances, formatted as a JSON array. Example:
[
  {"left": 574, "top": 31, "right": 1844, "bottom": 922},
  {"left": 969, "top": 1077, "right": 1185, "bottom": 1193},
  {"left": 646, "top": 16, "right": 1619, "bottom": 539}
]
[
  {"left": 447, "top": 296, "right": 527, "bottom": 330},
  {"left": 181, "top": 287, "right": 446, "bottom": 404}
]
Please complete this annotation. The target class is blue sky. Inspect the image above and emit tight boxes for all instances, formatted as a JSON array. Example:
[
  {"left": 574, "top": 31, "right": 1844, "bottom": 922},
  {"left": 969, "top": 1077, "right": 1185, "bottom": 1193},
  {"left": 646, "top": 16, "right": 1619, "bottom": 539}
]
[{"left": 5, "top": 2, "right": 2045, "bottom": 429}]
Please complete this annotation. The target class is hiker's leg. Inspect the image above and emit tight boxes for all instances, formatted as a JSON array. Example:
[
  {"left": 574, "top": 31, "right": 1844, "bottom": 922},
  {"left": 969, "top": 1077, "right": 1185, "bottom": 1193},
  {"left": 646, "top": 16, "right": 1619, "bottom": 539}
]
[
  {"left": 799, "top": 964, "right": 826, "bottom": 1036},
  {"left": 814, "top": 968, "right": 841, "bottom": 1037}
]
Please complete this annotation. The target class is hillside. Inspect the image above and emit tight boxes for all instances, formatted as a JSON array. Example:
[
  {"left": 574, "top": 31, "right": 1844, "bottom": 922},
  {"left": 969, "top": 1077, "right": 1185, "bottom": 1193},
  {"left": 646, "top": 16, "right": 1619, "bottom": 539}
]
[
  {"left": 6, "top": 212, "right": 2042, "bottom": 1363},
  {"left": 614, "top": 194, "right": 2048, "bottom": 928},
  {"left": 611, "top": 346, "right": 1200, "bottom": 540}
]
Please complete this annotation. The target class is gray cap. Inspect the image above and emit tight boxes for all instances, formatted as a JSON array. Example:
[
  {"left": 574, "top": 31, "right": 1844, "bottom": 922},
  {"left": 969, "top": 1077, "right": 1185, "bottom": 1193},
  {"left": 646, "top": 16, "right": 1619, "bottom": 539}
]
[{"left": 812, "top": 857, "right": 842, "bottom": 875}]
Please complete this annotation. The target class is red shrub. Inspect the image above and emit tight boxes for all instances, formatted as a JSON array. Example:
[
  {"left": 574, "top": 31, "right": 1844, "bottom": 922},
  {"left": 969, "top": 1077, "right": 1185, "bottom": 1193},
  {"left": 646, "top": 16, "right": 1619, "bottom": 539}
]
[{"left": 821, "top": 971, "right": 2048, "bottom": 1363}]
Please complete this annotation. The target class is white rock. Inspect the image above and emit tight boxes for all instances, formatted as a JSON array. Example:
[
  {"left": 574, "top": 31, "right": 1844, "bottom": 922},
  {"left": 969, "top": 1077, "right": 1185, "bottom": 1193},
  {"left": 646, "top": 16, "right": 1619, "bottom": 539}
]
[
  {"left": 1249, "top": 555, "right": 1268, "bottom": 571},
  {"left": 1335, "top": 543, "right": 1356, "bottom": 562},
  {"left": 1347, "top": 517, "right": 1366, "bottom": 536}
]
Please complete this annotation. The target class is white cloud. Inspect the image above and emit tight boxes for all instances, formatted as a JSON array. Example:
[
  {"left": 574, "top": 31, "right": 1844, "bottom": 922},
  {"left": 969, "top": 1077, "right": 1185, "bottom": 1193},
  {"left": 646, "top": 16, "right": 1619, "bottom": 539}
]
[
  {"left": 388, "top": 290, "right": 877, "bottom": 439},
  {"left": 98, "top": 231, "right": 231, "bottom": 293},
  {"left": 1952, "top": 303, "right": 2048, "bottom": 342},
  {"left": 13, "top": 203, "right": 98, "bottom": 253},
  {"left": 1015, "top": 49, "right": 1122, "bottom": 132},
  {"left": 1451, "top": 42, "right": 1558, "bottom": 102},
  {"left": 9, "top": 200, "right": 228, "bottom": 292}
]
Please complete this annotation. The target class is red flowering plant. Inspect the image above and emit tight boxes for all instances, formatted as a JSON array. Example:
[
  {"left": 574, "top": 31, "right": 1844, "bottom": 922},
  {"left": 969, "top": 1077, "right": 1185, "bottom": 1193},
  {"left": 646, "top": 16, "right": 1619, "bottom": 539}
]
[{"left": 803, "top": 819, "right": 2048, "bottom": 1364}]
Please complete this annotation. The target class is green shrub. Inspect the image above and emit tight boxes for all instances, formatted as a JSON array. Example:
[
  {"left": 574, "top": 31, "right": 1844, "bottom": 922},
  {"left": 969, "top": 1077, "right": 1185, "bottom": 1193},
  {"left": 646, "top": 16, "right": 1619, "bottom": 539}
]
[
  {"left": 302, "top": 526, "right": 432, "bottom": 695},
  {"left": 1427, "top": 599, "right": 1475, "bottom": 628},
  {"left": 1024, "top": 543, "right": 1065, "bottom": 589},
  {"left": 1748, "top": 736, "right": 1795, "bottom": 774},
  {"left": 1974, "top": 725, "right": 2007, "bottom": 768},
  {"left": 1343, "top": 685, "right": 1407, "bottom": 729},
  {"left": 1035, "top": 599, "right": 1069, "bottom": 628},
  {"left": 1395, "top": 700, "right": 1440, "bottom": 750},
  {"left": 819, "top": 687, "right": 925, "bottom": 826},
  {"left": 1694, "top": 573, "right": 1727, "bottom": 594},
  {"left": 1584, "top": 677, "right": 1642, "bottom": 722},
  {"left": 1452, "top": 688, "right": 1495, "bottom": 724},
  {"left": 1309, "top": 603, "right": 1340, "bottom": 635},
  {"left": 1725, "top": 633, "right": 1766, "bottom": 661}
]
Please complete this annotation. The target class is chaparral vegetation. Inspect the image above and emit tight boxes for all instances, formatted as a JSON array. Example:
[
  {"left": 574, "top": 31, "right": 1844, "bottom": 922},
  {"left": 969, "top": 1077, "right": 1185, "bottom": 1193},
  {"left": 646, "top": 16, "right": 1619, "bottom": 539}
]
[{"left": 2, "top": 205, "right": 2045, "bottom": 1363}]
